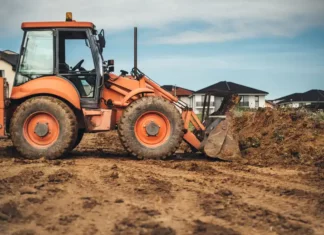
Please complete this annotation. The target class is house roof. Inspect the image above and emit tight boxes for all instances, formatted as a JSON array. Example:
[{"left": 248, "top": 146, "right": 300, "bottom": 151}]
[
  {"left": 195, "top": 81, "right": 268, "bottom": 94},
  {"left": 0, "top": 50, "right": 19, "bottom": 69},
  {"left": 161, "top": 85, "right": 194, "bottom": 96},
  {"left": 274, "top": 90, "right": 324, "bottom": 104}
]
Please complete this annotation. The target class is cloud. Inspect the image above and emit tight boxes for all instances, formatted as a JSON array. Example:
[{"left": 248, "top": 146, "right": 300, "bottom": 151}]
[
  {"left": 0, "top": 0, "right": 323, "bottom": 44},
  {"left": 153, "top": 20, "right": 316, "bottom": 44},
  {"left": 116, "top": 50, "right": 324, "bottom": 74}
]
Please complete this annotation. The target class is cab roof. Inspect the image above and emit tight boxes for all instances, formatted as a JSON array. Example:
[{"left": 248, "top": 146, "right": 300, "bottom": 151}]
[{"left": 21, "top": 21, "right": 94, "bottom": 30}]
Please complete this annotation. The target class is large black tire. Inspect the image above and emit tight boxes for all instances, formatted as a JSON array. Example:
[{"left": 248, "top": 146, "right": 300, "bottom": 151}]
[
  {"left": 10, "top": 96, "right": 78, "bottom": 160},
  {"left": 71, "top": 129, "right": 85, "bottom": 150},
  {"left": 118, "top": 97, "right": 184, "bottom": 159}
]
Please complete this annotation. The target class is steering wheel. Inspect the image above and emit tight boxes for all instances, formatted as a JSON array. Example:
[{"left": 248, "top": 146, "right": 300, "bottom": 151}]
[{"left": 72, "top": 59, "right": 84, "bottom": 71}]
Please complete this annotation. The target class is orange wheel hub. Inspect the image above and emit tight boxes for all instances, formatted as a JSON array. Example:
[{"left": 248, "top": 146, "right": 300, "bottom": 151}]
[
  {"left": 135, "top": 111, "right": 171, "bottom": 147},
  {"left": 23, "top": 112, "right": 60, "bottom": 148}
]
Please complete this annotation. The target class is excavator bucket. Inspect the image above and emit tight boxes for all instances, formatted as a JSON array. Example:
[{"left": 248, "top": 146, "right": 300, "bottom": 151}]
[
  {"left": 203, "top": 115, "right": 241, "bottom": 161},
  {"left": 199, "top": 91, "right": 241, "bottom": 161}
]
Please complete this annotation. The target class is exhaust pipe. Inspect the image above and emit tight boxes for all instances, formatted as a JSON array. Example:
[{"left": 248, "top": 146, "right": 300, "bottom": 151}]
[{"left": 134, "top": 27, "right": 137, "bottom": 72}]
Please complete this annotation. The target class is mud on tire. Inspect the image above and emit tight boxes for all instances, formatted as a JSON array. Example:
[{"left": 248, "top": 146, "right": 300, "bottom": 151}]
[
  {"left": 10, "top": 96, "right": 78, "bottom": 160},
  {"left": 72, "top": 129, "right": 85, "bottom": 150},
  {"left": 118, "top": 96, "right": 184, "bottom": 159}
]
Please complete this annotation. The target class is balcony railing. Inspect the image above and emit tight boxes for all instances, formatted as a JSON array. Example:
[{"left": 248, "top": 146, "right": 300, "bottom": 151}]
[{"left": 196, "top": 102, "right": 215, "bottom": 107}]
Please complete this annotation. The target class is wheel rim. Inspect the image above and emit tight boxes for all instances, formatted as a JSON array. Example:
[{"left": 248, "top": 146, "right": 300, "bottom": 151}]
[
  {"left": 23, "top": 112, "right": 60, "bottom": 148},
  {"left": 135, "top": 111, "right": 171, "bottom": 147}
]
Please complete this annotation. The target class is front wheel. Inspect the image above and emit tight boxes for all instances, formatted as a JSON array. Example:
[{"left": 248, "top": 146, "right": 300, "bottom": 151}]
[
  {"left": 118, "top": 97, "right": 184, "bottom": 159},
  {"left": 71, "top": 129, "right": 85, "bottom": 150},
  {"left": 10, "top": 96, "right": 78, "bottom": 159}
]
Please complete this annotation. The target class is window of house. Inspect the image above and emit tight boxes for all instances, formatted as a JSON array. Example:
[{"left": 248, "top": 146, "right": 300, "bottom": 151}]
[
  {"left": 240, "top": 95, "right": 249, "bottom": 107},
  {"left": 196, "top": 95, "right": 205, "bottom": 107},
  {"left": 255, "top": 96, "right": 259, "bottom": 108}
]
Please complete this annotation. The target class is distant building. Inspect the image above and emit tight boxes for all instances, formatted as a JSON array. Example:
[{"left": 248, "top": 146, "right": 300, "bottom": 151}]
[
  {"left": 265, "top": 100, "right": 276, "bottom": 109},
  {"left": 191, "top": 81, "right": 268, "bottom": 114},
  {"left": 0, "top": 50, "right": 19, "bottom": 95},
  {"left": 161, "top": 85, "right": 194, "bottom": 106},
  {"left": 274, "top": 90, "right": 324, "bottom": 109}
]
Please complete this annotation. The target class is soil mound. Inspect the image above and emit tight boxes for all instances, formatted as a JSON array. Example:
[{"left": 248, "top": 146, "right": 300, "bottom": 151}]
[{"left": 233, "top": 108, "right": 324, "bottom": 166}]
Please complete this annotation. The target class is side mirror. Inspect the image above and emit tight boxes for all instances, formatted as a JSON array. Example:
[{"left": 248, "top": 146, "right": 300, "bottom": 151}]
[
  {"left": 107, "top": 59, "right": 114, "bottom": 72},
  {"left": 98, "top": 29, "right": 106, "bottom": 53}
]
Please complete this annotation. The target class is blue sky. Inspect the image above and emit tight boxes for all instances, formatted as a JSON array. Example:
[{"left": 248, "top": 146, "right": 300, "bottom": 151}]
[{"left": 1, "top": 0, "right": 324, "bottom": 99}]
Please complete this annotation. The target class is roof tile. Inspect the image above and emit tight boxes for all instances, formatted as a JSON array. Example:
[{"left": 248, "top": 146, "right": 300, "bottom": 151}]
[{"left": 195, "top": 81, "right": 268, "bottom": 94}]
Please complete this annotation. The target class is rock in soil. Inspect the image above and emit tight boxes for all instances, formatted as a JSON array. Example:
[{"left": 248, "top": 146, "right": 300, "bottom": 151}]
[{"left": 19, "top": 186, "right": 37, "bottom": 195}]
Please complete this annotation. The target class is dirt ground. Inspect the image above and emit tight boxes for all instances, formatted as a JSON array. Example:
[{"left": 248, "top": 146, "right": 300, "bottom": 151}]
[{"left": 0, "top": 127, "right": 323, "bottom": 235}]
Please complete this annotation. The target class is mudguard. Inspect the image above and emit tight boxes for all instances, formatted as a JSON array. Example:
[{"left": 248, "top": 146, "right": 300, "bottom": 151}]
[{"left": 11, "top": 76, "right": 81, "bottom": 109}]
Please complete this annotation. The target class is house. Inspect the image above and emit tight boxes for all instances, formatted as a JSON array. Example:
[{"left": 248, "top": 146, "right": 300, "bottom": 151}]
[
  {"left": 273, "top": 90, "right": 324, "bottom": 109},
  {"left": 0, "top": 50, "right": 19, "bottom": 95},
  {"left": 161, "top": 85, "right": 194, "bottom": 106},
  {"left": 191, "top": 81, "right": 268, "bottom": 114},
  {"left": 265, "top": 100, "right": 276, "bottom": 109}
]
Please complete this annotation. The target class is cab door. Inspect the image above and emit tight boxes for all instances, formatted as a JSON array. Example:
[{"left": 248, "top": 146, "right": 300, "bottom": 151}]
[{"left": 56, "top": 29, "right": 101, "bottom": 108}]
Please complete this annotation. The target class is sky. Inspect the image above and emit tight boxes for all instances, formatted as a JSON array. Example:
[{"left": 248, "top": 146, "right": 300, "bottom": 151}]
[{"left": 0, "top": 0, "right": 324, "bottom": 99}]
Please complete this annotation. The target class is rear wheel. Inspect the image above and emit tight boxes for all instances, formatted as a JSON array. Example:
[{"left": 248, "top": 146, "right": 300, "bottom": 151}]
[
  {"left": 118, "top": 97, "right": 184, "bottom": 159},
  {"left": 10, "top": 96, "right": 78, "bottom": 159}
]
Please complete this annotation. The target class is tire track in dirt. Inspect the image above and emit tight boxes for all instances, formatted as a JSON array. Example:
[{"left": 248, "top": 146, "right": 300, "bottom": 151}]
[
  {"left": 111, "top": 160, "right": 324, "bottom": 234},
  {"left": 124, "top": 160, "right": 322, "bottom": 199}
]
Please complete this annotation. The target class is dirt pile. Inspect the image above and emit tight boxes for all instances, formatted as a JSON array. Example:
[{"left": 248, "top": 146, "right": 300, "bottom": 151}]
[{"left": 233, "top": 108, "right": 324, "bottom": 167}]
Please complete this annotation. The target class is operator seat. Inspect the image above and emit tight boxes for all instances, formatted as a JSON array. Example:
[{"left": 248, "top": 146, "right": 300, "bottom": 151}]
[
  {"left": 58, "top": 63, "right": 87, "bottom": 97},
  {"left": 59, "top": 63, "right": 70, "bottom": 73}
]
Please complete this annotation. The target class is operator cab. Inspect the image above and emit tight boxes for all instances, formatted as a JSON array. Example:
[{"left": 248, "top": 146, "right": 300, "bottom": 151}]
[{"left": 14, "top": 13, "right": 107, "bottom": 108}]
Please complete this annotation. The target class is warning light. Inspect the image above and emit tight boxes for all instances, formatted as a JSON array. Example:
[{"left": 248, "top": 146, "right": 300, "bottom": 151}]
[{"left": 66, "top": 12, "right": 73, "bottom": 22}]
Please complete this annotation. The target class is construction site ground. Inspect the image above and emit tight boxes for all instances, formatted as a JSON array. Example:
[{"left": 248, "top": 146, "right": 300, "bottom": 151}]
[{"left": 0, "top": 109, "right": 323, "bottom": 235}]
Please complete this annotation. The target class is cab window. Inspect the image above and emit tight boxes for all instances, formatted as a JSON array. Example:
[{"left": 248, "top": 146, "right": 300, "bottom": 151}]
[
  {"left": 16, "top": 31, "right": 54, "bottom": 85},
  {"left": 58, "top": 30, "right": 96, "bottom": 98}
]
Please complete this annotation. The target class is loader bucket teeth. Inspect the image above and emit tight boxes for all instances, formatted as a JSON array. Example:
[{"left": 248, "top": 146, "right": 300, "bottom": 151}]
[{"left": 203, "top": 116, "right": 241, "bottom": 161}]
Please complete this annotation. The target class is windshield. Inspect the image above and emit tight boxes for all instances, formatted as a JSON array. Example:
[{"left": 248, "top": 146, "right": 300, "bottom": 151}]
[{"left": 15, "top": 31, "right": 54, "bottom": 85}]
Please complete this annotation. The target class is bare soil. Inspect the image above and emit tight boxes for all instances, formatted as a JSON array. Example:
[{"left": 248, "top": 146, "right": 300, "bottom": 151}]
[{"left": 0, "top": 110, "right": 324, "bottom": 235}]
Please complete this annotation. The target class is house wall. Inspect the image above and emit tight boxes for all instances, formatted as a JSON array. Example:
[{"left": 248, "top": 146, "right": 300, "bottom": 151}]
[
  {"left": 191, "top": 93, "right": 266, "bottom": 114},
  {"left": 0, "top": 60, "right": 15, "bottom": 95},
  {"left": 191, "top": 94, "right": 217, "bottom": 114},
  {"left": 240, "top": 94, "right": 265, "bottom": 109},
  {"left": 259, "top": 96, "right": 266, "bottom": 108},
  {"left": 279, "top": 102, "right": 312, "bottom": 108},
  {"left": 179, "top": 96, "right": 190, "bottom": 106}
]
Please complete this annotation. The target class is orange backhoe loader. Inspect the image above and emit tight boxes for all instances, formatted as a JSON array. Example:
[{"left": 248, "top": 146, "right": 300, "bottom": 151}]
[{"left": 0, "top": 13, "right": 240, "bottom": 160}]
